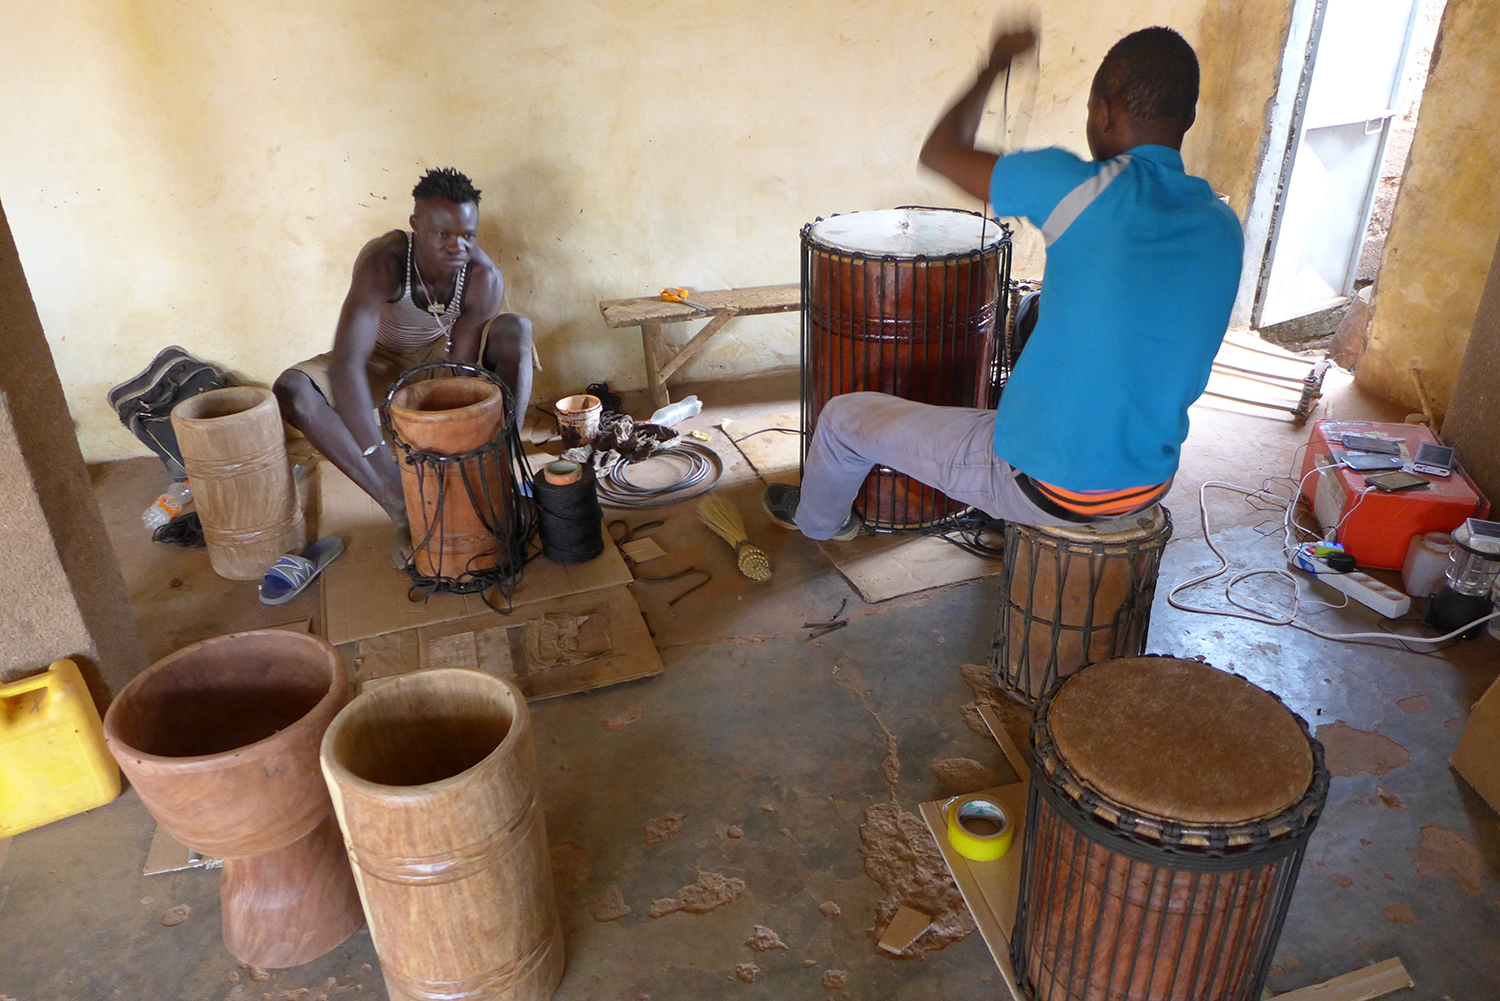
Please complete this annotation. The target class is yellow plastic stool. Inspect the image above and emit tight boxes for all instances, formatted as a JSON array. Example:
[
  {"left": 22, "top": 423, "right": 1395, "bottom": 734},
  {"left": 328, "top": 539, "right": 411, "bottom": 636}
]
[{"left": 0, "top": 659, "right": 120, "bottom": 836}]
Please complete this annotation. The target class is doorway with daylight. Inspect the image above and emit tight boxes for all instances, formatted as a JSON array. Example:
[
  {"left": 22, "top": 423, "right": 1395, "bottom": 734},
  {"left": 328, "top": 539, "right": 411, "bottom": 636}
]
[{"left": 1236, "top": 0, "right": 1448, "bottom": 354}]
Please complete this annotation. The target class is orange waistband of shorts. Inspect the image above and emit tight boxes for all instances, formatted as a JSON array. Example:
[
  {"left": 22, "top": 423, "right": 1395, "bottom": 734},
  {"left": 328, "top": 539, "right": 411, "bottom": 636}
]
[{"left": 1026, "top": 477, "right": 1171, "bottom": 517}]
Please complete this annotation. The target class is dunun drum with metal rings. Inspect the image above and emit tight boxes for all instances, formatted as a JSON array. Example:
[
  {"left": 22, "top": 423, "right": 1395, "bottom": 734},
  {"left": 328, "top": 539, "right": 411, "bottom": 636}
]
[
  {"left": 990, "top": 506, "right": 1172, "bottom": 706},
  {"left": 381, "top": 360, "right": 531, "bottom": 595},
  {"left": 801, "top": 207, "right": 1012, "bottom": 530},
  {"left": 1013, "top": 656, "right": 1329, "bottom": 1001}
]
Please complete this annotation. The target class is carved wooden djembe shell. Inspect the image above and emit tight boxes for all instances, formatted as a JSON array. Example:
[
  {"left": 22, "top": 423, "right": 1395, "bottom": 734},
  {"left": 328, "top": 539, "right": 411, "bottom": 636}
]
[
  {"left": 321, "top": 668, "right": 564, "bottom": 1001},
  {"left": 103, "top": 629, "right": 364, "bottom": 968}
]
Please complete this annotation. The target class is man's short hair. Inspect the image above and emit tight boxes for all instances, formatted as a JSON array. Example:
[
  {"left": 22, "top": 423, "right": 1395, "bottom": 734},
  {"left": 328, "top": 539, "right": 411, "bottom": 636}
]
[
  {"left": 1093, "top": 27, "right": 1199, "bottom": 125},
  {"left": 412, "top": 167, "right": 482, "bottom": 205}
]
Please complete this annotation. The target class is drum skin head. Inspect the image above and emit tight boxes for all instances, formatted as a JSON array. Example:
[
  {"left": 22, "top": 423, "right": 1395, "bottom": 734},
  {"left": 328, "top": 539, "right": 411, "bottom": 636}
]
[
  {"left": 1049, "top": 657, "right": 1313, "bottom": 825},
  {"left": 806, "top": 208, "right": 1004, "bottom": 257}
]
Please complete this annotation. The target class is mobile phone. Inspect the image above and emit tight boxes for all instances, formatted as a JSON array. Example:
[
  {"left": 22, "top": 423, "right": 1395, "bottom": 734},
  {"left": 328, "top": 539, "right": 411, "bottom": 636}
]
[
  {"left": 1333, "top": 449, "right": 1403, "bottom": 472},
  {"left": 1341, "top": 433, "right": 1402, "bottom": 456},
  {"left": 1365, "top": 470, "right": 1430, "bottom": 492},
  {"left": 1412, "top": 442, "right": 1455, "bottom": 477}
]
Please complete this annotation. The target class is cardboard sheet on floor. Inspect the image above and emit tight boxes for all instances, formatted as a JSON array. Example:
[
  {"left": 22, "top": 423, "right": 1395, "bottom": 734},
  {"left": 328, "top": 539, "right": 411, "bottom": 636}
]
[
  {"left": 920, "top": 705, "right": 1029, "bottom": 1001},
  {"left": 338, "top": 582, "right": 660, "bottom": 700},
  {"left": 819, "top": 530, "right": 1003, "bottom": 604},
  {"left": 718, "top": 411, "right": 801, "bottom": 479},
  {"left": 318, "top": 463, "right": 633, "bottom": 646},
  {"left": 1452, "top": 671, "right": 1500, "bottom": 812}
]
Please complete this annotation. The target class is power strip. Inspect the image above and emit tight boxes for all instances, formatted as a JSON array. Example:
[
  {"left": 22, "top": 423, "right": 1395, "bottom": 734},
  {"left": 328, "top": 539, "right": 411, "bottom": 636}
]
[{"left": 1289, "top": 548, "right": 1412, "bottom": 618}]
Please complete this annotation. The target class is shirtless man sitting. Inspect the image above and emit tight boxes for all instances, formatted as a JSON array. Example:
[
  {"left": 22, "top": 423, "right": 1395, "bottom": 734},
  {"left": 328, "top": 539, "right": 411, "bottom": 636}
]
[{"left": 274, "top": 167, "right": 533, "bottom": 563}]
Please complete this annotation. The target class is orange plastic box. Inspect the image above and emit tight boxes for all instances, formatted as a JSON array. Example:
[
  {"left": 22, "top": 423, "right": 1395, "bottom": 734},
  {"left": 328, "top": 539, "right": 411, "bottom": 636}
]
[{"left": 1299, "top": 421, "right": 1489, "bottom": 570}]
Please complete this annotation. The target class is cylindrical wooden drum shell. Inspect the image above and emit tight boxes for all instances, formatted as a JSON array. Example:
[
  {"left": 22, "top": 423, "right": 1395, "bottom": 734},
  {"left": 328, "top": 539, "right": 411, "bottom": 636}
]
[
  {"left": 992, "top": 512, "right": 1171, "bottom": 705},
  {"left": 321, "top": 669, "right": 564, "bottom": 1001},
  {"left": 1023, "top": 789, "right": 1288, "bottom": 1001},
  {"left": 802, "top": 210, "right": 1005, "bottom": 530},
  {"left": 388, "top": 376, "right": 514, "bottom": 581},
  {"left": 173, "top": 387, "right": 307, "bottom": 581},
  {"left": 103, "top": 630, "right": 363, "bottom": 967}
]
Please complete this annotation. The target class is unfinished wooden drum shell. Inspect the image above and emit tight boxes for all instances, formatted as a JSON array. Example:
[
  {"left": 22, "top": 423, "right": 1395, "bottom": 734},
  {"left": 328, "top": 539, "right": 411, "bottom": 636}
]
[
  {"left": 102, "top": 630, "right": 363, "bottom": 968},
  {"left": 801, "top": 208, "right": 1011, "bottom": 530},
  {"left": 172, "top": 386, "right": 307, "bottom": 581},
  {"left": 321, "top": 668, "right": 564, "bottom": 1001},
  {"left": 989, "top": 506, "right": 1171, "bottom": 706},
  {"left": 1013, "top": 657, "right": 1329, "bottom": 1001},
  {"left": 387, "top": 376, "right": 514, "bottom": 582}
]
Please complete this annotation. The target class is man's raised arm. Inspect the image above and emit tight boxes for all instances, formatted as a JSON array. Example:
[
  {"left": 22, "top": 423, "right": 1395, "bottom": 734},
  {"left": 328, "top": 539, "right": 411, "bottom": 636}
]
[{"left": 919, "top": 29, "right": 1036, "bottom": 201}]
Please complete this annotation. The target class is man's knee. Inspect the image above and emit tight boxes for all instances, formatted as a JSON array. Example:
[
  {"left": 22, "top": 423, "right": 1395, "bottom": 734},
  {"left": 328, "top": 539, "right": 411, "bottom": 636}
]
[
  {"left": 273, "top": 370, "right": 321, "bottom": 426},
  {"left": 485, "top": 313, "right": 532, "bottom": 365},
  {"left": 818, "top": 392, "right": 880, "bottom": 438}
]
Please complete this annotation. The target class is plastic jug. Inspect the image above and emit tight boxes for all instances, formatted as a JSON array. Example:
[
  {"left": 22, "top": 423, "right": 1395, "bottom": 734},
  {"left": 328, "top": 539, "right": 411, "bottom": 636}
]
[{"left": 0, "top": 659, "right": 120, "bottom": 836}]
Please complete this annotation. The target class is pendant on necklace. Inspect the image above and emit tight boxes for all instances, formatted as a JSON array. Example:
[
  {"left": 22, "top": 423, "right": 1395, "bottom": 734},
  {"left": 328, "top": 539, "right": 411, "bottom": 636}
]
[{"left": 427, "top": 303, "right": 445, "bottom": 316}]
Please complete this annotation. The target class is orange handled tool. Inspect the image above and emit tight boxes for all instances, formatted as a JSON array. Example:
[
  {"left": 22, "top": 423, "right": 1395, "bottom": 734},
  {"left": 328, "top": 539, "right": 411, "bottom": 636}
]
[{"left": 660, "top": 287, "right": 710, "bottom": 310}]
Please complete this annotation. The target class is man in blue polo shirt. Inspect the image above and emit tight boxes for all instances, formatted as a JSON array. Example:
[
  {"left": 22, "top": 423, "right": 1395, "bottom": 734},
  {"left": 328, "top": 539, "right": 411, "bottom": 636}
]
[{"left": 764, "top": 26, "right": 1243, "bottom": 539}]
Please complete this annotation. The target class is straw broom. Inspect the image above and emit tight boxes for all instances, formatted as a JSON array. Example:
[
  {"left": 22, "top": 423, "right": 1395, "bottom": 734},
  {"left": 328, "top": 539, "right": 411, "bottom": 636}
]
[{"left": 697, "top": 493, "right": 772, "bottom": 581}]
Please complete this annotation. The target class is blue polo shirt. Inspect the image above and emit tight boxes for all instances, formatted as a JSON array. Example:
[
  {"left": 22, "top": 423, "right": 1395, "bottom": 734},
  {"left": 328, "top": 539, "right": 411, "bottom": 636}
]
[{"left": 988, "top": 144, "right": 1243, "bottom": 490}]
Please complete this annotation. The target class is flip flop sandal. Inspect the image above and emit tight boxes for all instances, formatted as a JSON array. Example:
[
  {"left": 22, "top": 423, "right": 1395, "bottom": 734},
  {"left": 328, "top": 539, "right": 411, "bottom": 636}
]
[{"left": 259, "top": 536, "right": 345, "bottom": 605}]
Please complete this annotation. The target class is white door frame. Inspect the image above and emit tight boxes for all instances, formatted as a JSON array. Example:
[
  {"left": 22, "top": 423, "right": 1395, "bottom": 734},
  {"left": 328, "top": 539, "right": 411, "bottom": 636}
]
[{"left": 1231, "top": 0, "right": 1327, "bottom": 329}]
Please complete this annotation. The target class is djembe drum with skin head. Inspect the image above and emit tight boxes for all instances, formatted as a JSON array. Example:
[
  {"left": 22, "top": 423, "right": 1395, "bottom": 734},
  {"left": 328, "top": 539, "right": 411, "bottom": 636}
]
[
  {"left": 1013, "top": 656, "right": 1329, "bottom": 1001},
  {"left": 990, "top": 506, "right": 1172, "bottom": 706},
  {"left": 102, "top": 630, "right": 364, "bottom": 969},
  {"left": 801, "top": 207, "right": 1012, "bottom": 530}
]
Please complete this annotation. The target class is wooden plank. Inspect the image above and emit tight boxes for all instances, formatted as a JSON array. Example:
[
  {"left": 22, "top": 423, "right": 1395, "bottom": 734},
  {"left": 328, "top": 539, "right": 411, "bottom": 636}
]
[
  {"left": 658, "top": 310, "right": 734, "bottom": 382},
  {"left": 599, "top": 283, "right": 800, "bottom": 327},
  {"left": 978, "top": 704, "right": 1029, "bottom": 782},
  {"left": 640, "top": 322, "right": 669, "bottom": 410},
  {"left": 919, "top": 792, "right": 1025, "bottom": 1001},
  {"left": 1270, "top": 957, "right": 1412, "bottom": 1001},
  {"left": 876, "top": 905, "right": 932, "bottom": 954}
]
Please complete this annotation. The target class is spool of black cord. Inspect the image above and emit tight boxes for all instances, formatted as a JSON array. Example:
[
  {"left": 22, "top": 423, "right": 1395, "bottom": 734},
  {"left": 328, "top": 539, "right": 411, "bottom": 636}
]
[{"left": 533, "top": 460, "right": 605, "bottom": 564}]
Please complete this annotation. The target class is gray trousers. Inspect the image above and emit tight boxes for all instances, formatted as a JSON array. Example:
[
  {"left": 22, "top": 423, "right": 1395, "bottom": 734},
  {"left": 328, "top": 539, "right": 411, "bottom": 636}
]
[{"left": 794, "top": 392, "right": 1065, "bottom": 539}]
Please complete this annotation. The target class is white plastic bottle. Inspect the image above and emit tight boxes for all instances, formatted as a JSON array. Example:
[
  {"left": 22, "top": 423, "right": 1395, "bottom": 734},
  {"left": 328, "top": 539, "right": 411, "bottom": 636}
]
[
  {"left": 142, "top": 481, "right": 192, "bottom": 530},
  {"left": 648, "top": 395, "right": 703, "bottom": 427}
]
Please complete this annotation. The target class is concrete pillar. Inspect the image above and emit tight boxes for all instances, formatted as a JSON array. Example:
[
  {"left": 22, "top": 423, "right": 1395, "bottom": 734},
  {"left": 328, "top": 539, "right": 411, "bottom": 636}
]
[
  {"left": 0, "top": 198, "right": 146, "bottom": 702},
  {"left": 1443, "top": 232, "right": 1500, "bottom": 506}
]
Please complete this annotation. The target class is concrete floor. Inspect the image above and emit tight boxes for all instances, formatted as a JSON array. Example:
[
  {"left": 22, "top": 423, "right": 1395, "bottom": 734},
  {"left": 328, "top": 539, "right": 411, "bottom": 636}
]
[{"left": 2, "top": 365, "right": 1497, "bottom": 1000}]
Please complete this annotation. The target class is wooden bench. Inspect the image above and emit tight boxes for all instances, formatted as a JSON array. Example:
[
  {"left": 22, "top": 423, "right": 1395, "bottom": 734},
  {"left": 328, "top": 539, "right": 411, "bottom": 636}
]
[{"left": 599, "top": 283, "right": 800, "bottom": 410}]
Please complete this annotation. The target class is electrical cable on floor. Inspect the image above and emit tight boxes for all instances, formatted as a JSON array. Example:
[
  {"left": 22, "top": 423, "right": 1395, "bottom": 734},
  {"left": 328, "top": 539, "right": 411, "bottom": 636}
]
[
  {"left": 731, "top": 427, "right": 804, "bottom": 443},
  {"left": 919, "top": 509, "right": 1007, "bottom": 560},
  {"left": 595, "top": 440, "right": 724, "bottom": 508},
  {"left": 1167, "top": 473, "right": 1500, "bottom": 646}
]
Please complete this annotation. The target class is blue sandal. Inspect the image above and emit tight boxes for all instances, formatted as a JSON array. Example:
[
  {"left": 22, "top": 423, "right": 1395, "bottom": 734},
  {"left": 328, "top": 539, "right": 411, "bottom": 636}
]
[{"left": 259, "top": 537, "right": 345, "bottom": 605}]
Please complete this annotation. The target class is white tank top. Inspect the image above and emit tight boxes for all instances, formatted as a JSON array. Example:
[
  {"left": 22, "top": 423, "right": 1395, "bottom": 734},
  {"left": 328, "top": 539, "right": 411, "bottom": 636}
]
[{"left": 375, "top": 231, "right": 469, "bottom": 351}]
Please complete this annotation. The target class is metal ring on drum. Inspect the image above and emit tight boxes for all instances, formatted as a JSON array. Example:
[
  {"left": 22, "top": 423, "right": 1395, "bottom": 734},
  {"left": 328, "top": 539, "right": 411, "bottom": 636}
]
[
  {"left": 1013, "top": 656, "right": 1330, "bottom": 1001},
  {"left": 989, "top": 505, "right": 1172, "bottom": 706},
  {"left": 800, "top": 207, "right": 1013, "bottom": 531}
]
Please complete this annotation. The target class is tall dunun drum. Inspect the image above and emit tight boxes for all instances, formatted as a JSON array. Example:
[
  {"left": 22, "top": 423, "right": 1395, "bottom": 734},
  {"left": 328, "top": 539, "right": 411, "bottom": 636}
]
[
  {"left": 172, "top": 386, "right": 307, "bottom": 581},
  {"left": 802, "top": 207, "right": 1011, "bottom": 530},
  {"left": 383, "top": 361, "right": 527, "bottom": 593},
  {"left": 321, "top": 669, "right": 564, "bottom": 1001},
  {"left": 1013, "top": 657, "right": 1329, "bottom": 1001},
  {"left": 102, "top": 630, "right": 364, "bottom": 968},
  {"left": 990, "top": 507, "right": 1172, "bottom": 706}
]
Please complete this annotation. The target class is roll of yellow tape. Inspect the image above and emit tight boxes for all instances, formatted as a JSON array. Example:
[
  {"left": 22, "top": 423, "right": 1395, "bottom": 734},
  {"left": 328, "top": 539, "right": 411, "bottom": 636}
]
[{"left": 945, "top": 793, "right": 1013, "bottom": 862}]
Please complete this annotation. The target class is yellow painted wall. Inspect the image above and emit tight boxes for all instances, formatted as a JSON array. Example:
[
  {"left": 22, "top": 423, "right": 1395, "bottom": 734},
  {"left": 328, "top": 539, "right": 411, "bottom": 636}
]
[
  {"left": 1357, "top": 0, "right": 1500, "bottom": 416},
  {"left": 1189, "top": 0, "right": 1294, "bottom": 219},
  {"left": 0, "top": 0, "right": 1269, "bottom": 462}
]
